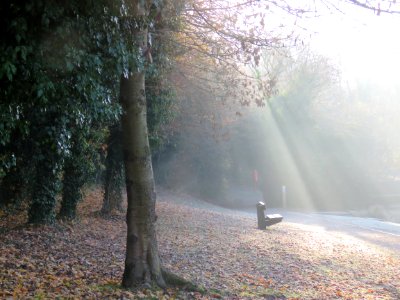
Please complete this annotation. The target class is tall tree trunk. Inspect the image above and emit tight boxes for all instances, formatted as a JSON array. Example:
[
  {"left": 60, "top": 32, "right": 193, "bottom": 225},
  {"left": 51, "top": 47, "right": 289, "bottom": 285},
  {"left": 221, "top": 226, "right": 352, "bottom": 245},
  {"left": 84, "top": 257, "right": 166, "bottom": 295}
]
[
  {"left": 101, "top": 124, "right": 124, "bottom": 215},
  {"left": 59, "top": 131, "right": 87, "bottom": 220},
  {"left": 120, "top": 1, "right": 165, "bottom": 286},
  {"left": 120, "top": 72, "right": 165, "bottom": 288},
  {"left": 28, "top": 149, "right": 60, "bottom": 224}
]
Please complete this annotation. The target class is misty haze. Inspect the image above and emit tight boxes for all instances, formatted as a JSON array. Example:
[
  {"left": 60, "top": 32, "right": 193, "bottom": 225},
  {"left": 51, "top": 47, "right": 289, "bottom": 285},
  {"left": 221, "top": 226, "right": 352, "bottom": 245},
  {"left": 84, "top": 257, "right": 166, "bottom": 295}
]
[{"left": 1, "top": 1, "right": 399, "bottom": 299}]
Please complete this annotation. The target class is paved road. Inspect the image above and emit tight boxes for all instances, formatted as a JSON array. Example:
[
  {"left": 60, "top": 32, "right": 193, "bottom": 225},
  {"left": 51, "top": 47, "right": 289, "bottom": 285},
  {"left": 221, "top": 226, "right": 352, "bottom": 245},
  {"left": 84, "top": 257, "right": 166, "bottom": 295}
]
[
  {"left": 284, "top": 211, "right": 400, "bottom": 236},
  {"left": 260, "top": 209, "right": 400, "bottom": 253},
  {"left": 157, "top": 189, "right": 400, "bottom": 253},
  {"left": 226, "top": 205, "right": 400, "bottom": 253}
]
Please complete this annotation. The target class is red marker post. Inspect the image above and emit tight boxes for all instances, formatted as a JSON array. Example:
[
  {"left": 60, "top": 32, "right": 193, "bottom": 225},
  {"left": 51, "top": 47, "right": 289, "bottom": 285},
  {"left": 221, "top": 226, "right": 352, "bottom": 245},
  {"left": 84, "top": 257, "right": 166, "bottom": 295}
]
[{"left": 252, "top": 169, "right": 258, "bottom": 189}]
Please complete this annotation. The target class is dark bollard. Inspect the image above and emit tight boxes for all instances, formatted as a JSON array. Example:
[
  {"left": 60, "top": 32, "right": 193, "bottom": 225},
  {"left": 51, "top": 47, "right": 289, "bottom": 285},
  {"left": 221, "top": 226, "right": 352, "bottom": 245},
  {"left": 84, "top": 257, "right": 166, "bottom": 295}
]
[
  {"left": 256, "top": 201, "right": 267, "bottom": 230},
  {"left": 257, "top": 201, "right": 283, "bottom": 229}
]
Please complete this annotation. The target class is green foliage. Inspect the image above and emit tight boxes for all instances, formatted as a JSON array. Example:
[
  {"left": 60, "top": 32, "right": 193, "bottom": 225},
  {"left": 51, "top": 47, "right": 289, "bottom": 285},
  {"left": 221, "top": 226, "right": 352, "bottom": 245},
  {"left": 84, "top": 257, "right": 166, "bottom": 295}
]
[
  {"left": 0, "top": 166, "right": 30, "bottom": 210},
  {"left": 59, "top": 129, "right": 99, "bottom": 220},
  {"left": 146, "top": 15, "right": 179, "bottom": 153},
  {"left": 28, "top": 149, "right": 62, "bottom": 224},
  {"left": 0, "top": 0, "right": 181, "bottom": 222},
  {"left": 0, "top": 0, "right": 130, "bottom": 222},
  {"left": 0, "top": 128, "right": 35, "bottom": 209},
  {"left": 147, "top": 85, "right": 177, "bottom": 151},
  {"left": 0, "top": 0, "right": 125, "bottom": 166}
]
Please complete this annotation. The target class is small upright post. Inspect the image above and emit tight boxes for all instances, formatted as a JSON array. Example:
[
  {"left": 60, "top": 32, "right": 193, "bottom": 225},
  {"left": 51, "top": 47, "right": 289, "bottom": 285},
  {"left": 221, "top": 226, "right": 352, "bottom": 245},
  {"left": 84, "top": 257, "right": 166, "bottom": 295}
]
[
  {"left": 256, "top": 201, "right": 266, "bottom": 230},
  {"left": 282, "top": 185, "right": 287, "bottom": 209}
]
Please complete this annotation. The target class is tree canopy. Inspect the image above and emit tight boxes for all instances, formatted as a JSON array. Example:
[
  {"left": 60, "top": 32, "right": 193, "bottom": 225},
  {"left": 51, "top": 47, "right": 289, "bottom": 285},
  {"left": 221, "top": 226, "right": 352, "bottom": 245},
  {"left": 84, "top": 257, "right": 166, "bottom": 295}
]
[{"left": 1, "top": 0, "right": 400, "bottom": 292}]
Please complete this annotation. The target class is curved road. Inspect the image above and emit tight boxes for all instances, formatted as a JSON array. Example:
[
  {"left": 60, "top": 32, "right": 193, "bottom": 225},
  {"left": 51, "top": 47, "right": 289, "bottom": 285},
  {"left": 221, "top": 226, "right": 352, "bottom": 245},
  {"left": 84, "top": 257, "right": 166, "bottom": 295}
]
[
  {"left": 157, "top": 189, "right": 400, "bottom": 253},
  {"left": 266, "top": 210, "right": 400, "bottom": 253}
]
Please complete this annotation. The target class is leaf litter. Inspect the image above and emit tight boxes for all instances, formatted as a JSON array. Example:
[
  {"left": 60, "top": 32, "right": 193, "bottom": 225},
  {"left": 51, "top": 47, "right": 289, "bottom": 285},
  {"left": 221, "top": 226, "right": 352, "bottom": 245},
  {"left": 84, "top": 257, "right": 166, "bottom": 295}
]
[{"left": 0, "top": 188, "right": 399, "bottom": 299}]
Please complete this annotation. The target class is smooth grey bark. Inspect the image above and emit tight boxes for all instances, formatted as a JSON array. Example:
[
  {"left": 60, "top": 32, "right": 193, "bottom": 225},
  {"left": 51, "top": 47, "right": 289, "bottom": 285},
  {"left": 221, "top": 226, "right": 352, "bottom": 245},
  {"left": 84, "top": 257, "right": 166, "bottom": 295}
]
[
  {"left": 120, "top": 2, "right": 165, "bottom": 287},
  {"left": 120, "top": 73, "right": 165, "bottom": 288}
]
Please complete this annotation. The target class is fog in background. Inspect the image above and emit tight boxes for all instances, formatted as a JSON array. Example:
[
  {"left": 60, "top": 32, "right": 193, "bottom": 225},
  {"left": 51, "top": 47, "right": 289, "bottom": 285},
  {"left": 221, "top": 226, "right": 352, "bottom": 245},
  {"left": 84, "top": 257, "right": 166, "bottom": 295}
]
[{"left": 152, "top": 46, "right": 400, "bottom": 218}]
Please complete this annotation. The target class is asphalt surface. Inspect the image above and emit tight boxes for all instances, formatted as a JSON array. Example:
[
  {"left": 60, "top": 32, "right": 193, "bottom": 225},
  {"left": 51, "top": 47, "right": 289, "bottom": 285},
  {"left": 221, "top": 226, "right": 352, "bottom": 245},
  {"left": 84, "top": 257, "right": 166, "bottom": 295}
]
[
  {"left": 284, "top": 211, "right": 400, "bottom": 237},
  {"left": 251, "top": 208, "right": 400, "bottom": 253},
  {"left": 225, "top": 187, "right": 400, "bottom": 249}
]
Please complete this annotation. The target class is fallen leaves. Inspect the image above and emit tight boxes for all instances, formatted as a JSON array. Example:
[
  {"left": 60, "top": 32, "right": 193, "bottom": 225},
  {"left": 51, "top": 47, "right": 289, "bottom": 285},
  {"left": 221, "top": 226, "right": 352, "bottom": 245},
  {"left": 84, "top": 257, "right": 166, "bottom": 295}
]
[
  {"left": 156, "top": 191, "right": 400, "bottom": 299},
  {"left": 0, "top": 187, "right": 399, "bottom": 299}
]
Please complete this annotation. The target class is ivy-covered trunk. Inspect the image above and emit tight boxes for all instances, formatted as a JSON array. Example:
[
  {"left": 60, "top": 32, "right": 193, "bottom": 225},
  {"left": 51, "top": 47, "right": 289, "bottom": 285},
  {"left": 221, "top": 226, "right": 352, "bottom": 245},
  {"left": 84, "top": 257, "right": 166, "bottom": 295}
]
[
  {"left": 28, "top": 111, "right": 65, "bottom": 224},
  {"left": 101, "top": 124, "right": 124, "bottom": 215},
  {"left": 59, "top": 132, "right": 86, "bottom": 220},
  {"left": 28, "top": 149, "right": 61, "bottom": 224}
]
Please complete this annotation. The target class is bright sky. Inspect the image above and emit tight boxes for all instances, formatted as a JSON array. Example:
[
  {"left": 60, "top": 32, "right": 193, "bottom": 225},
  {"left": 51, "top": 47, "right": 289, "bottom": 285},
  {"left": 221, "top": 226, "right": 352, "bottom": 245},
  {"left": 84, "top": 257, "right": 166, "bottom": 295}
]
[
  {"left": 304, "top": 4, "right": 400, "bottom": 87},
  {"left": 235, "top": 0, "right": 400, "bottom": 87}
]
